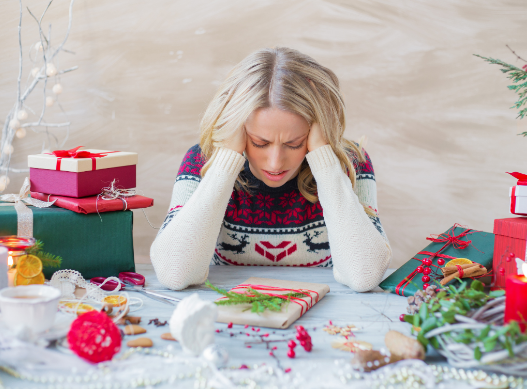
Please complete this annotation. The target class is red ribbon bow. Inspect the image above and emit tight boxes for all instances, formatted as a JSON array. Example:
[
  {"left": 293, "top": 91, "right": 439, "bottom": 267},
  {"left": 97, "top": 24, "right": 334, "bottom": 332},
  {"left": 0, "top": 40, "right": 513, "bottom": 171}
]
[
  {"left": 507, "top": 172, "right": 527, "bottom": 186},
  {"left": 50, "top": 146, "right": 115, "bottom": 171}
]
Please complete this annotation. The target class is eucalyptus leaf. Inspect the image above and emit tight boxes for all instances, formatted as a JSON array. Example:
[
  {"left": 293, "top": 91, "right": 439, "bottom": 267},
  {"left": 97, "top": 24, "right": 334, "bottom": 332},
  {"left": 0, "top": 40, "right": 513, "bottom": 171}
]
[{"left": 474, "top": 346, "right": 482, "bottom": 361}]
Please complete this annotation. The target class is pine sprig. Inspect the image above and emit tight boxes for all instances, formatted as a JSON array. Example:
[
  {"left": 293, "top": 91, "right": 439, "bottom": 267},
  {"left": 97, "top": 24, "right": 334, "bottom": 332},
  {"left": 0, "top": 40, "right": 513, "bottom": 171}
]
[
  {"left": 205, "top": 280, "right": 308, "bottom": 314},
  {"left": 26, "top": 240, "right": 62, "bottom": 269},
  {"left": 474, "top": 54, "right": 527, "bottom": 131}
]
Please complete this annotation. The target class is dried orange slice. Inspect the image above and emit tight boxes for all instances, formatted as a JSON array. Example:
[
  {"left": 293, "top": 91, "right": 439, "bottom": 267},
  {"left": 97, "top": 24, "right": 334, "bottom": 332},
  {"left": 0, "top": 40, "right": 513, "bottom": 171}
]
[
  {"left": 445, "top": 258, "right": 473, "bottom": 267},
  {"left": 16, "top": 254, "right": 43, "bottom": 278},
  {"left": 62, "top": 302, "right": 95, "bottom": 315},
  {"left": 14, "top": 271, "right": 45, "bottom": 286},
  {"left": 102, "top": 295, "right": 127, "bottom": 307}
]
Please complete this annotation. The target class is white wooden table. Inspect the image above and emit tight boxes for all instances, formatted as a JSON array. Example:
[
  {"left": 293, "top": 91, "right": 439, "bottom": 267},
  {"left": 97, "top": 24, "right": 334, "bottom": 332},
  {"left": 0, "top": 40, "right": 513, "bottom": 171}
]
[{"left": 0, "top": 265, "right": 457, "bottom": 388}]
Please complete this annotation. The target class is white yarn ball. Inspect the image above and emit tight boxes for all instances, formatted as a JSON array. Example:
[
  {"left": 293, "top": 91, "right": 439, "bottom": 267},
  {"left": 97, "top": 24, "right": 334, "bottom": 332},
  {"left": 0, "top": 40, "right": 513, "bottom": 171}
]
[
  {"left": 45, "top": 96, "right": 55, "bottom": 107},
  {"left": 52, "top": 83, "right": 63, "bottom": 94},
  {"left": 16, "top": 128, "right": 26, "bottom": 139},
  {"left": 46, "top": 63, "right": 57, "bottom": 77},
  {"left": 8, "top": 118, "right": 20, "bottom": 129},
  {"left": 169, "top": 293, "right": 218, "bottom": 356},
  {"left": 31, "top": 67, "right": 40, "bottom": 77},
  {"left": 3, "top": 144, "right": 14, "bottom": 155},
  {"left": 17, "top": 110, "right": 28, "bottom": 121}
]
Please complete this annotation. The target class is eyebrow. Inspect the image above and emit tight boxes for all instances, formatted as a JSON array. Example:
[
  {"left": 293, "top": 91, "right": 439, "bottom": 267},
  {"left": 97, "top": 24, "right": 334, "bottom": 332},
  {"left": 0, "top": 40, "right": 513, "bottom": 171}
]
[{"left": 248, "top": 133, "right": 308, "bottom": 144}]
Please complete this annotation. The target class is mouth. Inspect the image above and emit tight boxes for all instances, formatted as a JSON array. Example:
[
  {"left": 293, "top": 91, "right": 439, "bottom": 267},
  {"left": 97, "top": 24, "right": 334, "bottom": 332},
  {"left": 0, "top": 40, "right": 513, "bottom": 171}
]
[{"left": 262, "top": 169, "right": 289, "bottom": 181}]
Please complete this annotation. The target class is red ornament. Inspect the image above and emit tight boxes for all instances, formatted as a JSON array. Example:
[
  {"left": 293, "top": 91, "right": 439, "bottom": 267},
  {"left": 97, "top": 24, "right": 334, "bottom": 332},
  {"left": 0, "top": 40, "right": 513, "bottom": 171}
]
[
  {"left": 499, "top": 267, "right": 506, "bottom": 275},
  {"left": 437, "top": 259, "right": 445, "bottom": 266},
  {"left": 416, "top": 266, "right": 424, "bottom": 273},
  {"left": 288, "top": 340, "right": 297, "bottom": 349},
  {"left": 421, "top": 275, "right": 430, "bottom": 283},
  {"left": 423, "top": 283, "right": 430, "bottom": 290},
  {"left": 423, "top": 268, "right": 432, "bottom": 275},
  {"left": 287, "top": 349, "right": 296, "bottom": 358},
  {"left": 67, "top": 311, "right": 121, "bottom": 363},
  {"left": 399, "top": 314, "right": 406, "bottom": 322}
]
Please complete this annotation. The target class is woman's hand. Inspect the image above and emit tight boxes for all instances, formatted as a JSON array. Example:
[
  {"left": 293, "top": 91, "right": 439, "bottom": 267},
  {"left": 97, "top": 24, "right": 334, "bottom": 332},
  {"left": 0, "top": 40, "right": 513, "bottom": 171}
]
[
  {"left": 223, "top": 127, "right": 247, "bottom": 155},
  {"left": 307, "top": 122, "right": 328, "bottom": 152}
]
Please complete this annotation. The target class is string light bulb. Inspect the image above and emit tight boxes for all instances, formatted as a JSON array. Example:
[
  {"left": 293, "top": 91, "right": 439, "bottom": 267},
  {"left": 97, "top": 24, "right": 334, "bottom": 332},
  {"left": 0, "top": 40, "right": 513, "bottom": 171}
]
[
  {"left": 46, "top": 96, "right": 55, "bottom": 107},
  {"left": 46, "top": 63, "right": 57, "bottom": 77},
  {"left": 0, "top": 175, "right": 9, "bottom": 192},
  {"left": 17, "top": 110, "right": 28, "bottom": 120},
  {"left": 35, "top": 41, "right": 43, "bottom": 52},
  {"left": 52, "top": 84, "right": 63, "bottom": 94},
  {"left": 31, "top": 67, "right": 40, "bottom": 77},
  {"left": 3, "top": 144, "right": 14, "bottom": 155},
  {"left": 8, "top": 119, "right": 20, "bottom": 129},
  {"left": 16, "top": 128, "right": 26, "bottom": 139}
]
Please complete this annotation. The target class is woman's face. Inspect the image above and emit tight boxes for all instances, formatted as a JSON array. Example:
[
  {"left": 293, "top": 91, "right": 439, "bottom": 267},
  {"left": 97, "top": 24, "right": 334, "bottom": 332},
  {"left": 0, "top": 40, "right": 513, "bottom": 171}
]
[{"left": 245, "top": 107, "right": 310, "bottom": 187}]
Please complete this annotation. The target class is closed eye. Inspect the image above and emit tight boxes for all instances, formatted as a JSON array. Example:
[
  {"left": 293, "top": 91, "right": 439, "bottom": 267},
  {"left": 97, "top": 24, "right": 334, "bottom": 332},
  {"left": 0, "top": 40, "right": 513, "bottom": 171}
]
[{"left": 250, "top": 140, "right": 305, "bottom": 150}]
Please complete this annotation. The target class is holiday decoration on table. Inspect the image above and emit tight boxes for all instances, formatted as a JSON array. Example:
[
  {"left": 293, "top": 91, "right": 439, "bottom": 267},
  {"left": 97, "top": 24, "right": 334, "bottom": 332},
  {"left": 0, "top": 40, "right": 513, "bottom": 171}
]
[
  {"left": 507, "top": 172, "right": 527, "bottom": 215},
  {"left": 67, "top": 310, "right": 122, "bottom": 363},
  {"left": 209, "top": 277, "right": 330, "bottom": 329},
  {"left": 0, "top": 0, "right": 78, "bottom": 194},
  {"left": 379, "top": 224, "right": 494, "bottom": 297},
  {"left": 169, "top": 293, "right": 218, "bottom": 356},
  {"left": 402, "top": 279, "right": 527, "bottom": 375},
  {"left": 0, "top": 197, "right": 135, "bottom": 278},
  {"left": 492, "top": 217, "right": 527, "bottom": 289},
  {"left": 439, "top": 261, "right": 487, "bottom": 286},
  {"left": 504, "top": 263, "right": 527, "bottom": 333},
  {"left": 28, "top": 147, "right": 138, "bottom": 198}
]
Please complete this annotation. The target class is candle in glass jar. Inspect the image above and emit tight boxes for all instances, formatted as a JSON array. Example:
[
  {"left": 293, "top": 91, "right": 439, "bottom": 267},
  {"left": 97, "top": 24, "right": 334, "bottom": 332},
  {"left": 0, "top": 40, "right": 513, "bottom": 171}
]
[
  {"left": 504, "top": 274, "right": 527, "bottom": 333},
  {"left": 7, "top": 255, "right": 16, "bottom": 287},
  {"left": 0, "top": 246, "right": 7, "bottom": 289}
]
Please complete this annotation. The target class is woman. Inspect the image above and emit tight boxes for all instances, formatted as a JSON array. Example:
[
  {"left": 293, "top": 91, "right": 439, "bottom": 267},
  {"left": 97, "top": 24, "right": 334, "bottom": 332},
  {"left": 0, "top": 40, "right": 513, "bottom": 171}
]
[{"left": 150, "top": 47, "right": 391, "bottom": 292}]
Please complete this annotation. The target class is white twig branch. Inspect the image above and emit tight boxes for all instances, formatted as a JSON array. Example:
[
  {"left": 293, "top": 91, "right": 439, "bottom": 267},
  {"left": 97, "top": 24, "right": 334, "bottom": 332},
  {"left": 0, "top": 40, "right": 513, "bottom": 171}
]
[{"left": 21, "top": 122, "right": 70, "bottom": 128}]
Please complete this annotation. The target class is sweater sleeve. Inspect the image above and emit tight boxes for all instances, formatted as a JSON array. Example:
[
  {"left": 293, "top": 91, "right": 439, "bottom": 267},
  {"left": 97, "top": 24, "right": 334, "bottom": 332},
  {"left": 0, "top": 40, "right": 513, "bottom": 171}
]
[
  {"left": 150, "top": 146, "right": 246, "bottom": 290},
  {"left": 305, "top": 145, "right": 391, "bottom": 292}
]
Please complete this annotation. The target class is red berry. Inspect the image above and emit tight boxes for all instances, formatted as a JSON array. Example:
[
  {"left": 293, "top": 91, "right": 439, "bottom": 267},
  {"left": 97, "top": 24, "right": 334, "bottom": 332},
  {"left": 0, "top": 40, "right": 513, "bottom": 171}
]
[
  {"left": 288, "top": 340, "right": 296, "bottom": 349},
  {"left": 296, "top": 325, "right": 305, "bottom": 332},
  {"left": 285, "top": 368, "right": 291, "bottom": 373},
  {"left": 287, "top": 349, "right": 296, "bottom": 358},
  {"left": 240, "top": 364, "right": 248, "bottom": 369},
  {"left": 437, "top": 259, "right": 445, "bottom": 266},
  {"left": 421, "top": 259, "right": 428, "bottom": 266},
  {"left": 425, "top": 259, "right": 433, "bottom": 266},
  {"left": 272, "top": 346, "right": 277, "bottom": 350},
  {"left": 506, "top": 256, "right": 512, "bottom": 262},
  {"left": 304, "top": 344, "right": 312, "bottom": 352},
  {"left": 300, "top": 340, "right": 306, "bottom": 347},
  {"left": 227, "top": 322, "right": 233, "bottom": 329},
  {"left": 269, "top": 351, "right": 274, "bottom": 356},
  {"left": 509, "top": 252, "right": 516, "bottom": 258},
  {"left": 416, "top": 266, "right": 424, "bottom": 273},
  {"left": 329, "top": 320, "right": 333, "bottom": 325},
  {"left": 423, "top": 268, "right": 431, "bottom": 275},
  {"left": 399, "top": 314, "right": 406, "bottom": 322},
  {"left": 244, "top": 324, "right": 249, "bottom": 328},
  {"left": 423, "top": 283, "right": 430, "bottom": 290},
  {"left": 300, "top": 330, "right": 308, "bottom": 337},
  {"left": 421, "top": 275, "right": 430, "bottom": 283},
  {"left": 499, "top": 267, "right": 506, "bottom": 275},
  {"left": 256, "top": 328, "right": 260, "bottom": 332},
  {"left": 215, "top": 329, "right": 220, "bottom": 333},
  {"left": 295, "top": 333, "right": 303, "bottom": 340}
]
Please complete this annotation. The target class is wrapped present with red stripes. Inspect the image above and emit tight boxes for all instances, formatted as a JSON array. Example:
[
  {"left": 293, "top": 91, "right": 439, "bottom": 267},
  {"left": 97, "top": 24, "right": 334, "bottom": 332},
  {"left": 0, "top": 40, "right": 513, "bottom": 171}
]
[
  {"left": 508, "top": 172, "right": 527, "bottom": 216},
  {"left": 379, "top": 224, "right": 495, "bottom": 297}
]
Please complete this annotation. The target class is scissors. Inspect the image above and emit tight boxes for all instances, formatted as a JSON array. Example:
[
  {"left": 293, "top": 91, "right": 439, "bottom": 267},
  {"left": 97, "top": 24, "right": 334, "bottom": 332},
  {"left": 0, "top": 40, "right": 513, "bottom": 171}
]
[
  {"left": 90, "top": 272, "right": 179, "bottom": 305},
  {"left": 90, "top": 272, "right": 145, "bottom": 291}
]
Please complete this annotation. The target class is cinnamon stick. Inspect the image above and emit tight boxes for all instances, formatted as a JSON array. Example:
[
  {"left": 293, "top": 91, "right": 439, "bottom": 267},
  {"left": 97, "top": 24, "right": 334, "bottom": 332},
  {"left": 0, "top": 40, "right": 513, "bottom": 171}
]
[
  {"left": 441, "top": 263, "right": 481, "bottom": 276},
  {"left": 440, "top": 265, "right": 487, "bottom": 286}
]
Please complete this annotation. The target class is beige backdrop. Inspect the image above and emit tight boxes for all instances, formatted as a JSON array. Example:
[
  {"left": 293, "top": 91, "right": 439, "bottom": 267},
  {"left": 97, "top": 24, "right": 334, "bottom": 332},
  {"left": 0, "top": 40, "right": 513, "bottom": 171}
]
[{"left": 1, "top": 0, "right": 526, "bottom": 268}]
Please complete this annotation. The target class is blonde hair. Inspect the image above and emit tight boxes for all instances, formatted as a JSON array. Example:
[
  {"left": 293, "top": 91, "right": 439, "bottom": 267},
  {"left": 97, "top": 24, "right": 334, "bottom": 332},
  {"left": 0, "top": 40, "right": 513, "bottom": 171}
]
[{"left": 200, "top": 47, "right": 375, "bottom": 216}]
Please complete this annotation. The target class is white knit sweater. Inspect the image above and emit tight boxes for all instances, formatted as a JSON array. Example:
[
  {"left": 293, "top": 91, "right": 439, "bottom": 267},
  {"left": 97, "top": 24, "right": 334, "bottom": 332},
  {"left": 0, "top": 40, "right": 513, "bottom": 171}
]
[{"left": 150, "top": 144, "right": 391, "bottom": 292}]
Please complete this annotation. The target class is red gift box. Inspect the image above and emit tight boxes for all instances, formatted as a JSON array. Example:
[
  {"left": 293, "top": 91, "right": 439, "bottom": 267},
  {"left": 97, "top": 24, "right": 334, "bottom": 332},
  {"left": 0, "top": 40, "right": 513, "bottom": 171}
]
[
  {"left": 28, "top": 147, "right": 137, "bottom": 198},
  {"left": 508, "top": 172, "right": 527, "bottom": 216},
  {"left": 492, "top": 217, "right": 527, "bottom": 289},
  {"left": 30, "top": 191, "right": 153, "bottom": 214}
]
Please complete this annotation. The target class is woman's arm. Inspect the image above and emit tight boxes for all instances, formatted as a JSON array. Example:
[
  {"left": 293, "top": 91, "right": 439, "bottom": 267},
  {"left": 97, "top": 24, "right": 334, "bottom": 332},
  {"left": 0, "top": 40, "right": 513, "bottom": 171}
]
[
  {"left": 306, "top": 145, "right": 392, "bottom": 292},
  {"left": 150, "top": 147, "right": 245, "bottom": 290}
]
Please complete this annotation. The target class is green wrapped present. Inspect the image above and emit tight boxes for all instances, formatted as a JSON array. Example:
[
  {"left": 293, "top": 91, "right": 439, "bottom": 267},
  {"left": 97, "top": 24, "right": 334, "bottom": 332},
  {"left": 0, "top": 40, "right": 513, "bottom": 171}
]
[
  {"left": 0, "top": 202, "right": 135, "bottom": 279},
  {"left": 380, "top": 224, "right": 494, "bottom": 297}
]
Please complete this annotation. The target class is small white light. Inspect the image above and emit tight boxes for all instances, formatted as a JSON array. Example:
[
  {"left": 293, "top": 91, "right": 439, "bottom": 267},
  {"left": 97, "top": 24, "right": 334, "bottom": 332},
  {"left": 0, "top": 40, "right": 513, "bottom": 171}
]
[
  {"left": 31, "top": 67, "right": 40, "bottom": 77},
  {"left": 16, "top": 128, "right": 26, "bottom": 139},
  {"left": 3, "top": 144, "right": 14, "bottom": 155},
  {"left": 35, "top": 41, "right": 43, "bottom": 52},
  {"left": 46, "top": 63, "right": 57, "bottom": 77},
  {"left": 52, "top": 83, "right": 63, "bottom": 94},
  {"left": 46, "top": 96, "right": 55, "bottom": 107},
  {"left": 17, "top": 110, "right": 28, "bottom": 121},
  {"left": 8, "top": 118, "right": 20, "bottom": 129}
]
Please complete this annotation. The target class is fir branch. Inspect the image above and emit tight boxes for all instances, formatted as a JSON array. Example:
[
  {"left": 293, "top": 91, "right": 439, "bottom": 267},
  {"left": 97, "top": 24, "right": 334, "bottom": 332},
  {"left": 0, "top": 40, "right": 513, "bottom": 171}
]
[
  {"left": 26, "top": 239, "right": 62, "bottom": 268},
  {"left": 474, "top": 54, "right": 528, "bottom": 126},
  {"left": 205, "top": 280, "right": 308, "bottom": 314}
]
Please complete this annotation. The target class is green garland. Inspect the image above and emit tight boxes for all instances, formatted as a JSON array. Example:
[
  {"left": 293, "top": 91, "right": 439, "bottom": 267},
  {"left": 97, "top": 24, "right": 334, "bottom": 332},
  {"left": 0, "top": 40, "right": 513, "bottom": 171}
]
[
  {"left": 26, "top": 240, "right": 62, "bottom": 269},
  {"left": 205, "top": 280, "right": 307, "bottom": 314},
  {"left": 403, "top": 280, "right": 526, "bottom": 360},
  {"left": 474, "top": 54, "right": 527, "bottom": 135}
]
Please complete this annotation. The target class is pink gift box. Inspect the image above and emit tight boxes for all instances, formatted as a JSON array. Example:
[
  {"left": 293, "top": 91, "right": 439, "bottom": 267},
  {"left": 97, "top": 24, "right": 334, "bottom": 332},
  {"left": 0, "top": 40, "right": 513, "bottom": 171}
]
[{"left": 28, "top": 147, "right": 138, "bottom": 198}]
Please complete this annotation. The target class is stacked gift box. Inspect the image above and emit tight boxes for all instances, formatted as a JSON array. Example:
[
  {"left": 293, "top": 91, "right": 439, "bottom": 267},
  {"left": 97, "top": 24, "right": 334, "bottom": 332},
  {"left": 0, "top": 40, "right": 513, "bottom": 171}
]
[{"left": 0, "top": 147, "right": 154, "bottom": 279}]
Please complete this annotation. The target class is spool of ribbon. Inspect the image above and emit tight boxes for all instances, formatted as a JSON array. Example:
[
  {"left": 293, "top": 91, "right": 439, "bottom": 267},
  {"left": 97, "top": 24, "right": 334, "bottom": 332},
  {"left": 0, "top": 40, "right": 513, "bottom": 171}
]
[
  {"left": 48, "top": 146, "right": 117, "bottom": 171},
  {"left": 0, "top": 177, "right": 56, "bottom": 237}
]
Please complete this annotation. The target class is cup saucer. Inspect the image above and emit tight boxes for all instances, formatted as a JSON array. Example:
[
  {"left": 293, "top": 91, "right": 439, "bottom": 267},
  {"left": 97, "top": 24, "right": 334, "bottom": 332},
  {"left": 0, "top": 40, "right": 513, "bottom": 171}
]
[{"left": 0, "top": 311, "right": 75, "bottom": 344}]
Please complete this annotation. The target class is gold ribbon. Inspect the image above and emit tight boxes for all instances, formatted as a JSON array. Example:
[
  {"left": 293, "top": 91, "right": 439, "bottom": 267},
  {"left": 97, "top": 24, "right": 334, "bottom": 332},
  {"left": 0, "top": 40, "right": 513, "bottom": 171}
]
[{"left": 0, "top": 177, "right": 56, "bottom": 237}]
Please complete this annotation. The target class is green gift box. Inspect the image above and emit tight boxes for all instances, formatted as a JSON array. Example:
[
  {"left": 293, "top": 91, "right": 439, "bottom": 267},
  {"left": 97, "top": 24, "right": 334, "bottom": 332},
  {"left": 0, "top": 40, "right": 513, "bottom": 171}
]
[
  {"left": 0, "top": 203, "right": 135, "bottom": 279},
  {"left": 380, "top": 225, "right": 494, "bottom": 297}
]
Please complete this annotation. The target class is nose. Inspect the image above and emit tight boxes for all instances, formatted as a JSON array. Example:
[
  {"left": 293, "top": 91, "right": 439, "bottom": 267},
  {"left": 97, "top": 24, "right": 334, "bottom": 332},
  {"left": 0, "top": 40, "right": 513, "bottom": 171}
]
[{"left": 267, "top": 145, "right": 285, "bottom": 171}]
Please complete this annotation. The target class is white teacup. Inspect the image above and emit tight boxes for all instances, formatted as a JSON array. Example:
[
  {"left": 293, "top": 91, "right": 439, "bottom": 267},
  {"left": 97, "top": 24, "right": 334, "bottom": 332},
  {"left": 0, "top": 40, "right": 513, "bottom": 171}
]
[{"left": 0, "top": 285, "right": 61, "bottom": 334}]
